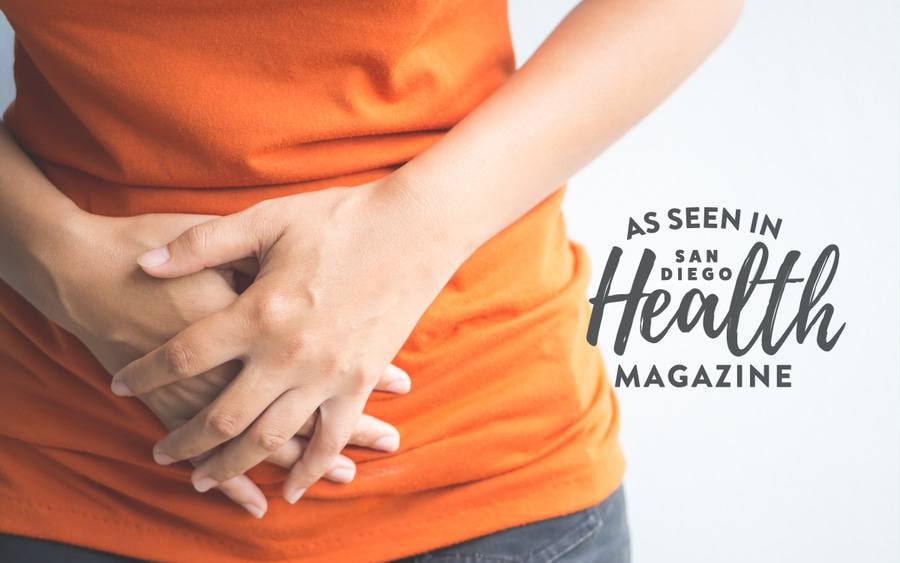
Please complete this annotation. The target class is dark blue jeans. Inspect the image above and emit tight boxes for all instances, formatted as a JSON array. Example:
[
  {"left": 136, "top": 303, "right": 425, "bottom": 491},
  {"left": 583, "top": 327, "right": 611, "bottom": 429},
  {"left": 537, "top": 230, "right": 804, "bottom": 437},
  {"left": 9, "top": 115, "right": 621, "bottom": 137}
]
[
  {"left": 0, "top": 486, "right": 629, "bottom": 562},
  {"left": 395, "top": 485, "right": 631, "bottom": 563}
]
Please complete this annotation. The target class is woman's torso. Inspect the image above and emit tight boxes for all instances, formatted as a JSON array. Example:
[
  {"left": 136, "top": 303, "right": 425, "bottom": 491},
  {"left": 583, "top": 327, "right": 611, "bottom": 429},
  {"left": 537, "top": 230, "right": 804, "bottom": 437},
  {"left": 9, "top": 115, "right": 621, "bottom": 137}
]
[{"left": 0, "top": 2, "right": 623, "bottom": 561}]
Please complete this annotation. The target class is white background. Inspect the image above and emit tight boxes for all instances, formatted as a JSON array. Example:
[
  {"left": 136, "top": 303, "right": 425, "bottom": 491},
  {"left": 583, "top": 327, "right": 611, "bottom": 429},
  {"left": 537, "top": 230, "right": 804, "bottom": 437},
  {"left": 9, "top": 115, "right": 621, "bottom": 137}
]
[{"left": 2, "top": 2, "right": 898, "bottom": 562}]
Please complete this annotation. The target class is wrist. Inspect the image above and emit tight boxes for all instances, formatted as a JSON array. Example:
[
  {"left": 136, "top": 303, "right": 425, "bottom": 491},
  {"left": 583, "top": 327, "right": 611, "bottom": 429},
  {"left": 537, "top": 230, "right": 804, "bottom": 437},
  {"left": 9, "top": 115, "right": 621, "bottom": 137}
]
[
  {"left": 13, "top": 204, "right": 105, "bottom": 336},
  {"left": 22, "top": 202, "right": 95, "bottom": 271},
  {"left": 385, "top": 164, "right": 490, "bottom": 269},
  {"left": 377, "top": 169, "right": 477, "bottom": 280}
]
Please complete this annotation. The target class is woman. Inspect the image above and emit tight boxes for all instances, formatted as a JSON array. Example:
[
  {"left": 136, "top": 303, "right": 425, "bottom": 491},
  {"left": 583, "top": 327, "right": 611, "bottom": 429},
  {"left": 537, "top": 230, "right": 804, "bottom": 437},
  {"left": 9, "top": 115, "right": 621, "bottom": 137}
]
[{"left": 0, "top": 1, "right": 742, "bottom": 561}]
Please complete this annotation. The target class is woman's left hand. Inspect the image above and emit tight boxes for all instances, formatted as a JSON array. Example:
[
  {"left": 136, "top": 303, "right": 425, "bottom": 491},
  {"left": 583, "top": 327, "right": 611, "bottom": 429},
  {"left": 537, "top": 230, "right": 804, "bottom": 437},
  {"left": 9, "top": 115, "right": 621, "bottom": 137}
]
[{"left": 111, "top": 175, "right": 463, "bottom": 503}]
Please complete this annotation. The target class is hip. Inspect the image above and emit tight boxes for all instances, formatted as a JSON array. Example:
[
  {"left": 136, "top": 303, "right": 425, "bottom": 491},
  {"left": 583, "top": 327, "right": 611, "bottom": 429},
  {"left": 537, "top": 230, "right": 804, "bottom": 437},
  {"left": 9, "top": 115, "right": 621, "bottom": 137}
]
[{"left": 395, "top": 485, "right": 631, "bottom": 563}]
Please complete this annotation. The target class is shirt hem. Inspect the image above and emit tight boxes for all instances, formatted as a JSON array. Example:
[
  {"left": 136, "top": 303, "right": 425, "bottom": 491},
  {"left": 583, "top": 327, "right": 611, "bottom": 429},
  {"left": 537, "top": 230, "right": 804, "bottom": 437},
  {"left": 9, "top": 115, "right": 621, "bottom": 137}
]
[{"left": 0, "top": 453, "right": 625, "bottom": 562}]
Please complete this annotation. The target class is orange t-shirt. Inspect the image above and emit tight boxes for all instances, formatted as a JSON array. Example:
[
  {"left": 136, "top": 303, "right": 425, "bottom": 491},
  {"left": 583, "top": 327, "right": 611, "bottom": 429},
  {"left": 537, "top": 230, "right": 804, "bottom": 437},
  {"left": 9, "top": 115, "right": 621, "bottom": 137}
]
[{"left": 0, "top": 1, "right": 624, "bottom": 561}]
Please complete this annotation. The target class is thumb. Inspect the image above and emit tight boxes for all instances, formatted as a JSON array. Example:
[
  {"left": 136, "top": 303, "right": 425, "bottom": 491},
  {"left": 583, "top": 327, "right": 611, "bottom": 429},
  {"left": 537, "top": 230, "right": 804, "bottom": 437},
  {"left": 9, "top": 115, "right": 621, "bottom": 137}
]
[{"left": 137, "top": 211, "right": 263, "bottom": 278}]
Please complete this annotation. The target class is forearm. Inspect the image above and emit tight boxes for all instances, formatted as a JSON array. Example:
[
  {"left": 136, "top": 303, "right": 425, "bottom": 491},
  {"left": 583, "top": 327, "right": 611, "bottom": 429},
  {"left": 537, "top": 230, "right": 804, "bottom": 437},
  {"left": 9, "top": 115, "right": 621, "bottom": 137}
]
[
  {"left": 0, "top": 121, "right": 89, "bottom": 323},
  {"left": 398, "top": 0, "right": 744, "bottom": 256}
]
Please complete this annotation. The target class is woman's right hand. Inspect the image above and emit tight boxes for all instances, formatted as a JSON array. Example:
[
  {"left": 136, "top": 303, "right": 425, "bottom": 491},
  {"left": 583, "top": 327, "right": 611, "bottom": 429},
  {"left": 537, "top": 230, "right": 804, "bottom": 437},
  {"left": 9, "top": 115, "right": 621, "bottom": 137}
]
[{"left": 37, "top": 210, "right": 408, "bottom": 518}]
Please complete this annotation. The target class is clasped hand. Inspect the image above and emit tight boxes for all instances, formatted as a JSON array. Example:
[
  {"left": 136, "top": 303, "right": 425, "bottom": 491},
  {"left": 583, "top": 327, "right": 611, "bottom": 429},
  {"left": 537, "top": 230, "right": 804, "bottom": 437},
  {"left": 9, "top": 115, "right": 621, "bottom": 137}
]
[{"left": 111, "top": 177, "right": 458, "bottom": 507}]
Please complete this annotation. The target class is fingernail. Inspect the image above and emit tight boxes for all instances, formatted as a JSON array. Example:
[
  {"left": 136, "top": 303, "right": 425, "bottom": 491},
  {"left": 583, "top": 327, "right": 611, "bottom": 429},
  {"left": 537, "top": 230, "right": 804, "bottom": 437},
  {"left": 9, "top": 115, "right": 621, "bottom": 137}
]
[
  {"left": 137, "top": 246, "right": 170, "bottom": 268},
  {"left": 153, "top": 451, "right": 176, "bottom": 465},
  {"left": 326, "top": 466, "right": 355, "bottom": 483},
  {"left": 384, "top": 377, "right": 411, "bottom": 394},
  {"left": 373, "top": 434, "right": 400, "bottom": 452},
  {"left": 110, "top": 380, "right": 133, "bottom": 397},
  {"left": 286, "top": 487, "right": 306, "bottom": 504},
  {"left": 193, "top": 476, "right": 218, "bottom": 493},
  {"left": 242, "top": 502, "right": 266, "bottom": 519}
]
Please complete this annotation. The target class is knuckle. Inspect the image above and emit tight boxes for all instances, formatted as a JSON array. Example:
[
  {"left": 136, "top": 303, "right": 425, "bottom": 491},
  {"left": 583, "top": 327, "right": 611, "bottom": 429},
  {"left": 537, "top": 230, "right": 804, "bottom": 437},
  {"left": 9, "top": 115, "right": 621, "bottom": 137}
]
[
  {"left": 251, "top": 292, "right": 294, "bottom": 331},
  {"left": 291, "top": 462, "right": 319, "bottom": 484},
  {"left": 317, "top": 354, "right": 352, "bottom": 383},
  {"left": 163, "top": 339, "right": 197, "bottom": 377},
  {"left": 205, "top": 410, "right": 244, "bottom": 438},
  {"left": 255, "top": 428, "right": 291, "bottom": 453},
  {"left": 346, "top": 367, "right": 377, "bottom": 393},
  {"left": 327, "top": 354, "right": 354, "bottom": 377},
  {"left": 182, "top": 224, "right": 211, "bottom": 254},
  {"left": 209, "top": 463, "right": 242, "bottom": 482},
  {"left": 317, "top": 432, "right": 349, "bottom": 455}
]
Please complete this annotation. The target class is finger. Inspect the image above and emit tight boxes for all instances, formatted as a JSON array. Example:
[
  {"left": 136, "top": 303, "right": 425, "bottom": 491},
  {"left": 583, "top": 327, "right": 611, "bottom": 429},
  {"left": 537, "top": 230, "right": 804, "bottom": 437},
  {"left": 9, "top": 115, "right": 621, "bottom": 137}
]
[
  {"left": 283, "top": 394, "right": 367, "bottom": 504},
  {"left": 110, "top": 305, "right": 247, "bottom": 396},
  {"left": 372, "top": 364, "right": 411, "bottom": 394},
  {"left": 137, "top": 208, "right": 275, "bottom": 278},
  {"left": 188, "top": 446, "right": 268, "bottom": 518},
  {"left": 348, "top": 414, "right": 401, "bottom": 451},
  {"left": 278, "top": 362, "right": 407, "bottom": 438},
  {"left": 189, "top": 388, "right": 320, "bottom": 491},
  {"left": 146, "top": 212, "right": 220, "bottom": 234},
  {"left": 152, "top": 367, "right": 284, "bottom": 464},
  {"left": 266, "top": 437, "right": 358, "bottom": 484},
  {"left": 215, "top": 475, "right": 268, "bottom": 519},
  {"left": 294, "top": 410, "right": 318, "bottom": 437},
  {"left": 294, "top": 411, "right": 399, "bottom": 451}
]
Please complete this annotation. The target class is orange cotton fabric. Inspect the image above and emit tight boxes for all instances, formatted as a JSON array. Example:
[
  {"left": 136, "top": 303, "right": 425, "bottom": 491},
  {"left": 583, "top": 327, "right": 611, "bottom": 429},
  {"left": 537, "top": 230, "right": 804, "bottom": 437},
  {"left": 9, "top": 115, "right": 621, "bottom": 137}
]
[{"left": 0, "top": 1, "right": 624, "bottom": 561}]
